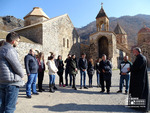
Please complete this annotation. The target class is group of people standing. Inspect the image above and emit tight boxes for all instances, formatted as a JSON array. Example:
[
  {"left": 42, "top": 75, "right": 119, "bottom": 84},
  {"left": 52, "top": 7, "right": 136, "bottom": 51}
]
[
  {"left": 24, "top": 49, "right": 113, "bottom": 96},
  {"left": 0, "top": 32, "right": 149, "bottom": 113}
]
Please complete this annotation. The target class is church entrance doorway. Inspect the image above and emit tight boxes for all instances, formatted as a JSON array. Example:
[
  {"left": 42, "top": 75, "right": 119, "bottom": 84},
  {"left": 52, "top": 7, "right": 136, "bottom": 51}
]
[{"left": 98, "top": 36, "right": 109, "bottom": 58}]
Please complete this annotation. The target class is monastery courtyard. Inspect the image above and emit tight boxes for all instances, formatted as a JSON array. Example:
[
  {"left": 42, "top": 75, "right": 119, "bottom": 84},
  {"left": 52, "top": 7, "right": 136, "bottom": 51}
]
[{"left": 15, "top": 70, "right": 150, "bottom": 113}]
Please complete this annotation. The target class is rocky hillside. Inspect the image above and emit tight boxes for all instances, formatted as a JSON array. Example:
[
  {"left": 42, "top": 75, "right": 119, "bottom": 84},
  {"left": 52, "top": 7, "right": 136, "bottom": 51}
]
[
  {"left": 77, "top": 14, "right": 150, "bottom": 48},
  {"left": 0, "top": 16, "right": 24, "bottom": 31}
]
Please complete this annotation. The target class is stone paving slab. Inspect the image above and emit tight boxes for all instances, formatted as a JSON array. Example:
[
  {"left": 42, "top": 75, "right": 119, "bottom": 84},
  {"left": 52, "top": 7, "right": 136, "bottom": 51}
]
[{"left": 15, "top": 70, "right": 150, "bottom": 113}]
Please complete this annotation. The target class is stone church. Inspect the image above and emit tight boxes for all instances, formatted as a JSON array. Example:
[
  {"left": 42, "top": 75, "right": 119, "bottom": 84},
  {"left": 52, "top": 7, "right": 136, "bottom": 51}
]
[
  {"left": 81, "top": 4, "right": 130, "bottom": 68},
  {"left": 134, "top": 25, "right": 150, "bottom": 67},
  {"left": 10, "top": 7, "right": 80, "bottom": 63}
]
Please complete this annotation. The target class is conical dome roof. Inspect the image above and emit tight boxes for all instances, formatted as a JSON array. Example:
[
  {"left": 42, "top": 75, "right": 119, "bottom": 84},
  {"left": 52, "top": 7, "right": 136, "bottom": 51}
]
[
  {"left": 114, "top": 23, "right": 126, "bottom": 35},
  {"left": 96, "top": 6, "right": 108, "bottom": 19},
  {"left": 24, "top": 7, "right": 49, "bottom": 19},
  {"left": 138, "top": 26, "right": 150, "bottom": 34}
]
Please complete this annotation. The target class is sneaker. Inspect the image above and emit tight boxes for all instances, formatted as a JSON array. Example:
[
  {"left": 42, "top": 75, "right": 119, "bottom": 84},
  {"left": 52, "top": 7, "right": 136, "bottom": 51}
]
[
  {"left": 32, "top": 92, "right": 39, "bottom": 95},
  {"left": 27, "top": 95, "right": 32, "bottom": 98},
  {"left": 59, "top": 84, "right": 61, "bottom": 87},
  {"left": 74, "top": 87, "right": 77, "bottom": 90},
  {"left": 63, "top": 84, "right": 65, "bottom": 87},
  {"left": 117, "top": 90, "right": 122, "bottom": 93}
]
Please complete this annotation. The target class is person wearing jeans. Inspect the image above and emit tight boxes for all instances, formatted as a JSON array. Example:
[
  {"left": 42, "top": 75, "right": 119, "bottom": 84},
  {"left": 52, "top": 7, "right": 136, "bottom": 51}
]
[
  {"left": 95, "top": 58, "right": 101, "bottom": 87},
  {"left": 24, "top": 49, "right": 39, "bottom": 98},
  {"left": 117, "top": 56, "right": 132, "bottom": 94},
  {"left": 49, "top": 75, "right": 55, "bottom": 87},
  {"left": 0, "top": 32, "right": 24, "bottom": 113},
  {"left": 119, "top": 74, "right": 130, "bottom": 93},
  {"left": 26, "top": 73, "right": 38, "bottom": 95},
  {"left": 47, "top": 52, "right": 58, "bottom": 93},
  {"left": 78, "top": 53, "right": 88, "bottom": 89}
]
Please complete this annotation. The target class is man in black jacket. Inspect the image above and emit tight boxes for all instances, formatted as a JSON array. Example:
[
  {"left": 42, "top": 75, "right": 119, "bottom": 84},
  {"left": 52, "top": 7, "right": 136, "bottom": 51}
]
[
  {"left": 129, "top": 47, "right": 149, "bottom": 112},
  {"left": 78, "top": 53, "right": 88, "bottom": 89},
  {"left": 24, "top": 49, "right": 39, "bottom": 98},
  {"left": 99, "top": 54, "right": 112, "bottom": 94}
]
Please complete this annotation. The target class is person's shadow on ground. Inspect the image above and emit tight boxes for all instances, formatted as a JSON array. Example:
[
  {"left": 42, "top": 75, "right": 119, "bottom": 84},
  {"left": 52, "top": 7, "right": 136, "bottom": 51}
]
[{"left": 33, "top": 103, "right": 142, "bottom": 112}]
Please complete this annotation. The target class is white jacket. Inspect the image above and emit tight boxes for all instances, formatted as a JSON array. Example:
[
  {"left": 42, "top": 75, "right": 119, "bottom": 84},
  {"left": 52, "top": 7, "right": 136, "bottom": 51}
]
[{"left": 47, "top": 60, "right": 58, "bottom": 75}]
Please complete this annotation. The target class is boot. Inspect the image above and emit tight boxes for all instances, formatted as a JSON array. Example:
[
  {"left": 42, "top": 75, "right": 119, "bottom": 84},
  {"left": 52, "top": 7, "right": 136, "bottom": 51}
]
[
  {"left": 53, "top": 84, "right": 58, "bottom": 90},
  {"left": 49, "top": 84, "right": 55, "bottom": 93}
]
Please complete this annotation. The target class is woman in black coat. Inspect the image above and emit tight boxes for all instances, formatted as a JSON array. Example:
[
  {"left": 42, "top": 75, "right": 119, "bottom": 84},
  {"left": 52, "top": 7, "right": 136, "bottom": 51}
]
[
  {"left": 69, "top": 54, "right": 78, "bottom": 90},
  {"left": 56, "top": 55, "right": 65, "bottom": 87},
  {"left": 87, "top": 58, "right": 95, "bottom": 88}
]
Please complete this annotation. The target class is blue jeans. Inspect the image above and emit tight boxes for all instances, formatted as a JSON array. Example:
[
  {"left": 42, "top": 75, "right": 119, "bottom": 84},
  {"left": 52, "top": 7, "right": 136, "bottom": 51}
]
[
  {"left": 0, "top": 84, "right": 19, "bottom": 113},
  {"left": 96, "top": 71, "right": 100, "bottom": 86},
  {"left": 119, "top": 74, "right": 130, "bottom": 92},
  {"left": 49, "top": 75, "right": 55, "bottom": 85},
  {"left": 26, "top": 73, "right": 38, "bottom": 96},
  {"left": 80, "top": 70, "right": 86, "bottom": 87},
  {"left": 65, "top": 69, "right": 72, "bottom": 86}
]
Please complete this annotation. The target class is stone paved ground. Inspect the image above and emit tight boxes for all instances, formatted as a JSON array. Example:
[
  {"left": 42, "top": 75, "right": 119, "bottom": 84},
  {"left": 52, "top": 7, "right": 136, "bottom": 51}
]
[{"left": 15, "top": 70, "right": 150, "bottom": 113}]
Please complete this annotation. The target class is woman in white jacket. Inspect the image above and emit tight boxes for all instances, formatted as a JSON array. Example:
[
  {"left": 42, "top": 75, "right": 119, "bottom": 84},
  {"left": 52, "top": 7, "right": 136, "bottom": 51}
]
[{"left": 47, "top": 53, "right": 58, "bottom": 93}]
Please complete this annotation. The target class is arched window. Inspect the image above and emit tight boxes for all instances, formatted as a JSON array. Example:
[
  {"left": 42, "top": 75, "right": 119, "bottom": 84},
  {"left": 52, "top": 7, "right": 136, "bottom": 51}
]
[
  {"left": 63, "top": 38, "right": 65, "bottom": 47},
  {"left": 67, "top": 39, "right": 69, "bottom": 48}
]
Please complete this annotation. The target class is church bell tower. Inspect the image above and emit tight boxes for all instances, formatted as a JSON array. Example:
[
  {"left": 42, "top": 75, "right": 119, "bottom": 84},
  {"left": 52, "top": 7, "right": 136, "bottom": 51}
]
[{"left": 96, "top": 3, "right": 109, "bottom": 31}]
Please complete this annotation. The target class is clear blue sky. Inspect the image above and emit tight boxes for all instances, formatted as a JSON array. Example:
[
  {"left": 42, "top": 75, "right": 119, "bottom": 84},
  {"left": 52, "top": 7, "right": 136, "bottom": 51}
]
[{"left": 0, "top": 0, "right": 150, "bottom": 28}]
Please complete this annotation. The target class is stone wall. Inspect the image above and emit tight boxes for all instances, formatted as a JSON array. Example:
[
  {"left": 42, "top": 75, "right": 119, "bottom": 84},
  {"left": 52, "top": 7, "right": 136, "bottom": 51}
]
[
  {"left": 139, "top": 44, "right": 150, "bottom": 68},
  {"left": 24, "top": 16, "right": 48, "bottom": 26},
  {"left": 15, "top": 24, "right": 43, "bottom": 44},
  {"left": 138, "top": 33, "right": 150, "bottom": 45},
  {"left": 116, "top": 34, "right": 128, "bottom": 48},
  {"left": 43, "top": 14, "right": 80, "bottom": 61},
  {"left": 16, "top": 42, "right": 42, "bottom": 68},
  {"left": 13, "top": 14, "right": 80, "bottom": 68},
  {"left": 89, "top": 31, "right": 118, "bottom": 68}
]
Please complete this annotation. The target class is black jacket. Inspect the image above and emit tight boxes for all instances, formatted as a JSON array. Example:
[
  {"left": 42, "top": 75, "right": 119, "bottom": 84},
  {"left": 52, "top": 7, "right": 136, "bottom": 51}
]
[
  {"left": 99, "top": 60, "right": 112, "bottom": 80},
  {"left": 78, "top": 58, "right": 88, "bottom": 70},
  {"left": 129, "top": 54, "right": 149, "bottom": 111},
  {"left": 24, "top": 54, "right": 39, "bottom": 75},
  {"left": 56, "top": 59, "right": 64, "bottom": 74},
  {"left": 87, "top": 61, "right": 95, "bottom": 75},
  {"left": 69, "top": 58, "right": 78, "bottom": 75},
  {"left": 65, "top": 58, "right": 71, "bottom": 70}
]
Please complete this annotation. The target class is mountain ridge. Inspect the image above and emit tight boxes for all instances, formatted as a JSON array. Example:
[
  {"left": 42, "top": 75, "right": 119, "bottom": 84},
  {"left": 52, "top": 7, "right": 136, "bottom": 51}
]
[{"left": 77, "top": 14, "right": 150, "bottom": 48}]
